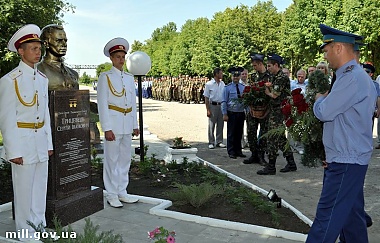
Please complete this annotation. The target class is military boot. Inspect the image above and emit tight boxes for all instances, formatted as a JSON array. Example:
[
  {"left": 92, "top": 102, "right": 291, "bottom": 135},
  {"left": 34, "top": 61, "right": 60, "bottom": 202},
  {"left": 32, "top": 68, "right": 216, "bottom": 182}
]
[
  {"left": 280, "top": 154, "right": 297, "bottom": 173},
  {"left": 243, "top": 152, "right": 259, "bottom": 164},
  {"left": 257, "top": 159, "right": 276, "bottom": 175},
  {"left": 258, "top": 152, "right": 268, "bottom": 166}
]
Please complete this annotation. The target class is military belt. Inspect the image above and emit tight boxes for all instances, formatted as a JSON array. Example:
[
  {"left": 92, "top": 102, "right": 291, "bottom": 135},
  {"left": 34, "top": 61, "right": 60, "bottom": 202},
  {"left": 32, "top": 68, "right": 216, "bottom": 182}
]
[
  {"left": 108, "top": 105, "right": 132, "bottom": 115},
  {"left": 17, "top": 121, "right": 44, "bottom": 129},
  {"left": 210, "top": 101, "right": 222, "bottom": 105}
]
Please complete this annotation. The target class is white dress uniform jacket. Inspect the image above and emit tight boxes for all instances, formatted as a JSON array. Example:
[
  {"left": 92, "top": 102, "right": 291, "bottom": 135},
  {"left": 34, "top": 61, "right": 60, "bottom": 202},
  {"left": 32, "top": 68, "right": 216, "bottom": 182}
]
[
  {"left": 97, "top": 66, "right": 138, "bottom": 134},
  {"left": 0, "top": 61, "right": 53, "bottom": 162},
  {"left": 0, "top": 60, "right": 53, "bottom": 240}
]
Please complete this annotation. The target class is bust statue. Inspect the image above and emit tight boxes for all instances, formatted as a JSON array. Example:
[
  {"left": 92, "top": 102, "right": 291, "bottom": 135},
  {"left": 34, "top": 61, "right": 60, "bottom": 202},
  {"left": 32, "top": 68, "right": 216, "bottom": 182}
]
[
  {"left": 38, "top": 24, "right": 101, "bottom": 146},
  {"left": 38, "top": 24, "right": 79, "bottom": 90}
]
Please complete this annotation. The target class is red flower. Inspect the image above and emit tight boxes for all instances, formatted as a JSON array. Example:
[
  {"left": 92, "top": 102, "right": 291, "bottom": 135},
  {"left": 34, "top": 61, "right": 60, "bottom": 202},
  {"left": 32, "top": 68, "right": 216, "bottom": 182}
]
[
  {"left": 297, "top": 102, "right": 309, "bottom": 114},
  {"left": 243, "top": 86, "right": 251, "bottom": 93},
  {"left": 252, "top": 86, "right": 260, "bottom": 92},
  {"left": 257, "top": 81, "right": 266, "bottom": 87},
  {"left": 281, "top": 103, "right": 292, "bottom": 117},
  {"left": 291, "top": 88, "right": 302, "bottom": 96},
  {"left": 292, "top": 94, "right": 305, "bottom": 106},
  {"left": 285, "top": 118, "right": 294, "bottom": 127},
  {"left": 281, "top": 99, "right": 289, "bottom": 107}
]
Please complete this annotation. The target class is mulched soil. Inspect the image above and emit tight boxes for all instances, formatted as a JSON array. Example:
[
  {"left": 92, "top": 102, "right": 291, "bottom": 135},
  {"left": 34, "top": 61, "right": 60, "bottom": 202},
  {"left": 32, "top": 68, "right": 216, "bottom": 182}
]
[
  {"left": 91, "top": 164, "right": 310, "bottom": 234},
  {"left": 1, "top": 161, "right": 310, "bottom": 234}
]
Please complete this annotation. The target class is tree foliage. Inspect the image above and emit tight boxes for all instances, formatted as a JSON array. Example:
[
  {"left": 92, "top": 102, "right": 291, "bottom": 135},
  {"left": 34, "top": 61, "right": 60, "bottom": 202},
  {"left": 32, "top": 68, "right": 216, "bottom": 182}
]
[
  {"left": 124, "top": 0, "right": 380, "bottom": 78},
  {"left": 0, "top": 0, "right": 74, "bottom": 77},
  {"left": 95, "top": 62, "right": 113, "bottom": 77},
  {"left": 79, "top": 72, "right": 92, "bottom": 85}
]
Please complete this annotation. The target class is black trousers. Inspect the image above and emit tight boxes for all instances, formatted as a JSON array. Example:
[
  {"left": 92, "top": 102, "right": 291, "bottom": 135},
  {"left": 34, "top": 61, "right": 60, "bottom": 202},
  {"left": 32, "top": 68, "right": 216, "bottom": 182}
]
[{"left": 227, "top": 111, "right": 245, "bottom": 156}]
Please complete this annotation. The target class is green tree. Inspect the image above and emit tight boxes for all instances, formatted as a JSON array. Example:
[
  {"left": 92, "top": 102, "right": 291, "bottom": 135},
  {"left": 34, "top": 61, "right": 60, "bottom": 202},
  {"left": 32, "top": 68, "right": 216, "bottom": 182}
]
[
  {"left": 0, "top": 0, "right": 74, "bottom": 77},
  {"left": 342, "top": 0, "right": 380, "bottom": 67},
  {"left": 130, "top": 40, "right": 144, "bottom": 53},
  {"left": 96, "top": 62, "right": 113, "bottom": 77},
  {"left": 169, "top": 17, "right": 210, "bottom": 76},
  {"left": 79, "top": 72, "right": 91, "bottom": 85}
]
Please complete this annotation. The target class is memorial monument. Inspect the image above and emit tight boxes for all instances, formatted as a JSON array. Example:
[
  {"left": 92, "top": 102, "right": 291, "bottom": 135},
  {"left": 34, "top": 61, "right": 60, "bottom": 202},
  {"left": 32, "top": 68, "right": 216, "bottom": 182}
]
[{"left": 38, "top": 24, "right": 103, "bottom": 227}]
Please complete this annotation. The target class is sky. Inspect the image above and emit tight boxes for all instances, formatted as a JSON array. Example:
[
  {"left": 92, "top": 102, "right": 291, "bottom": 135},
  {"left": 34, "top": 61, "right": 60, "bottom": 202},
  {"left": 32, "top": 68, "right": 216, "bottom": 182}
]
[{"left": 62, "top": 0, "right": 293, "bottom": 76}]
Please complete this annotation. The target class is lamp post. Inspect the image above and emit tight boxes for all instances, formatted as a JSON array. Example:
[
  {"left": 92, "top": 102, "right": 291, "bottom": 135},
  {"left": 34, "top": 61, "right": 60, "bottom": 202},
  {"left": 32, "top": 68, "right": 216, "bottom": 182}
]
[{"left": 126, "top": 51, "right": 152, "bottom": 163}]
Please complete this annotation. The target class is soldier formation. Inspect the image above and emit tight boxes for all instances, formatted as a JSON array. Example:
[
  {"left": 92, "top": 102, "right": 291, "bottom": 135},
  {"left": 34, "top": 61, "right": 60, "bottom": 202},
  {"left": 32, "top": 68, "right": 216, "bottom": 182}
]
[{"left": 139, "top": 75, "right": 208, "bottom": 104}]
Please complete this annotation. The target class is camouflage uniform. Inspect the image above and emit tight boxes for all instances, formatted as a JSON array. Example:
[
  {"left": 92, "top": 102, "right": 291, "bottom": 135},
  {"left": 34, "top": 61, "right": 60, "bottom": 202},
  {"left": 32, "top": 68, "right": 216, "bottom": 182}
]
[
  {"left": 257, "top": 69, "right": 296, "bottom": 175},
  {"left": 244, "top": 70, "right": 271, "bottom": 165}
]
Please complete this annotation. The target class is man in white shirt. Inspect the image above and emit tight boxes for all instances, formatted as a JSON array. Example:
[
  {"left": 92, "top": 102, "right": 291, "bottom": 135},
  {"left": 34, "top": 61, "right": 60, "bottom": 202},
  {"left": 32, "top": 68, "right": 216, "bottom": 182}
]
[
  {"left": 289, "top": 69, "right": 308, "bottom": 154},
  {"left": 203, "top": 68, "right": 226, "bottom": 149},
  {"left": 291, "top": 69, "right": 308, "bottom": 94}
]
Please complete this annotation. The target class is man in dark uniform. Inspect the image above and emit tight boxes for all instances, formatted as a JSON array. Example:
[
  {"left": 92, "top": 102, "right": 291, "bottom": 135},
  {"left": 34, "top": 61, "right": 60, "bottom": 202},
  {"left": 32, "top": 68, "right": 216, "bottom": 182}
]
[
  {"left": 257, "top": 54, "right": 297, "bottom": 175},
  {"left": 222, "top": 67, "right": 246, "bottom": 159},
  {"left": 243, "top": 53, "right": 270, "bottom": 166}
]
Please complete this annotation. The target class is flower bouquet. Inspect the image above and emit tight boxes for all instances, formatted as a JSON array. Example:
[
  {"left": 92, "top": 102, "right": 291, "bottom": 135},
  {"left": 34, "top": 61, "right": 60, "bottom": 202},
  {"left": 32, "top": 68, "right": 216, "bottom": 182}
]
[
  {"left": 241, "top": 81, "right": 271, "bottom": 118},
  {"left": 281, "top": 70, "right": 330, "bottom": 167},
  {"left": 148, "top": 226, "right": 176, "bottom": 243}
]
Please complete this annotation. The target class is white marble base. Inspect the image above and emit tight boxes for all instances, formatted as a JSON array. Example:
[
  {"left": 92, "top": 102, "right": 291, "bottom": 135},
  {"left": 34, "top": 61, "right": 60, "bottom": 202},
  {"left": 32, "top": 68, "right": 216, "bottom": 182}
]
[{"left": 163, "top": 146, "right": 198, "bottom": 164}]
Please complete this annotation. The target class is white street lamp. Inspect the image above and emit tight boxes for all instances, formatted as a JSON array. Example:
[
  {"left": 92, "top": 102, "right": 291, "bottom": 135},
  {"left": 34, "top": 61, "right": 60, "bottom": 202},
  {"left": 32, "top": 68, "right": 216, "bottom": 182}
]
[{"left": 127, "top": 51, "right": 151, "bottom": 162}]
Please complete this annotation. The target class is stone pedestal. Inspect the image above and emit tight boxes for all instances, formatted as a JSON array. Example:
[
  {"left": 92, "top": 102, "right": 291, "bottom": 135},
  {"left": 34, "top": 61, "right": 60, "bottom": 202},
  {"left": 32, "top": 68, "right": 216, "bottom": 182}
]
[
  {"left": 163, "top": 146, "right": 199, "bottom": 164},
  {"left": 46, "top": 90, "right": 103, "bottom": 228}
]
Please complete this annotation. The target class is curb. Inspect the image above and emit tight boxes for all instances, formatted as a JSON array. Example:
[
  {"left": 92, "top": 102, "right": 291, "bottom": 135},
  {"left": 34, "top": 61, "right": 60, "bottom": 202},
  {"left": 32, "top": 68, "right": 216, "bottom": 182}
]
[{"left": 131, "top": 158, "right": 311, "bottom": 242}]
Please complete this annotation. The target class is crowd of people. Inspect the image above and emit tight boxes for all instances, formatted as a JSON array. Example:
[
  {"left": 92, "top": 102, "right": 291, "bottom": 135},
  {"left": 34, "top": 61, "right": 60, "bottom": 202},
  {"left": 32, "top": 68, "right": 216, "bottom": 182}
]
[{"left": 136, "top": 76, "right": 208, "bottom": 103}]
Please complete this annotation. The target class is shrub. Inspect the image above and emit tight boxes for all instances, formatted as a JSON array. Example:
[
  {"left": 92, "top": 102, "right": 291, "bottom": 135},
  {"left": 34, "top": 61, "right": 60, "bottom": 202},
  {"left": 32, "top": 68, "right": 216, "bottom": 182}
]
[{"left": 167, "top": 182, "right": 224, "bottom": 208}]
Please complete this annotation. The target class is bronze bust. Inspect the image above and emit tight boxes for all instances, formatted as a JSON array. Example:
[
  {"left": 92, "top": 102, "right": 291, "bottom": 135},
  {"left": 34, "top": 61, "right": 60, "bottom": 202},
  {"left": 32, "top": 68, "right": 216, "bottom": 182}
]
[
  {"left": 38, "top": 24, "right": 79, "bottom": 90},
  {"left": 38, "top": 25, "right": 101, "bottom": 146}
]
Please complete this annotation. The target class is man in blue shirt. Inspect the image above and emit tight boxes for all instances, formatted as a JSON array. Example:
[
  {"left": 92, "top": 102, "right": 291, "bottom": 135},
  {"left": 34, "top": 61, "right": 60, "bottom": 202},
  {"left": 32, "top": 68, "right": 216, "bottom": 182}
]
[
  {"left": 222, "top": 67, "right": 246, "bottom": 159},
  {"left": 306, "top": 24, "right": 377, "bottom": 243}
]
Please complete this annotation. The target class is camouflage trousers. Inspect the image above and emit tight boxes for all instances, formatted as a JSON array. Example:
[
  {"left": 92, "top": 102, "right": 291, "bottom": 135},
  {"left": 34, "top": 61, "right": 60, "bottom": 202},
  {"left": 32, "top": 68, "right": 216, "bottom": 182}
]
[
  {"left": 246, "top": 113, "right": 268, "bottom": 154},
  {"left": 267, "top": 107, "right": 292, "bottom": 160}
]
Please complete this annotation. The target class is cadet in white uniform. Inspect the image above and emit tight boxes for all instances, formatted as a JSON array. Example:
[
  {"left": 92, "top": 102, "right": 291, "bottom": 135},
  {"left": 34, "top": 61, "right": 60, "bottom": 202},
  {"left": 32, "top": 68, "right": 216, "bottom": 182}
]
[
  {"left": 0, "top": 24, "right": 53, "bottom": 241},
  {"left": 97, "top": 38, "right": 139, "bottom": 208}
]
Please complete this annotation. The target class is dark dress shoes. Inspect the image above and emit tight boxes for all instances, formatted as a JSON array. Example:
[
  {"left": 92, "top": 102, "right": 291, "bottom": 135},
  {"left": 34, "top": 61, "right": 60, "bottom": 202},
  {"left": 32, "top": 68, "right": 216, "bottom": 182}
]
[{"left": 229, "top": 154, "right": 237, "bottom": 159}]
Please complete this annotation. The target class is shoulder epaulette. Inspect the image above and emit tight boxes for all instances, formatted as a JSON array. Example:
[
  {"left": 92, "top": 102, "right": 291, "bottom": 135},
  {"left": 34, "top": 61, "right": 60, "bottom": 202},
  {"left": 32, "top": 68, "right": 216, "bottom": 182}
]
[
  {"left": 37, "top": 69, "right": 47, "bottom": 78},
  {"left": 8, "top": 68, "right": 22, "bottom": 79},
  {"left": 124, "top": 71, "right": 133, "bottom": 77},
  {"left": 343, "top": 65, "right": 354, "bottom": 73}
]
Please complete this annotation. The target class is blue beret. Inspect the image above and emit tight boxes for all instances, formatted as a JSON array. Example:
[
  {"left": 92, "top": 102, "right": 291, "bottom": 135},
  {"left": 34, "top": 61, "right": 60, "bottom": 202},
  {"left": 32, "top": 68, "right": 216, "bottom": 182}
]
[
  {"left": 319, "top": 24, "right": 363, "bottom": 49},
  {"left": 250, "top": 53, "right": 265, "bottom": 62},
  {"left": 228, "top": 66, "right": 244, "bottom": 76},
  {"left": 267, "top": 53, "right": 284, "bottom": 65}
]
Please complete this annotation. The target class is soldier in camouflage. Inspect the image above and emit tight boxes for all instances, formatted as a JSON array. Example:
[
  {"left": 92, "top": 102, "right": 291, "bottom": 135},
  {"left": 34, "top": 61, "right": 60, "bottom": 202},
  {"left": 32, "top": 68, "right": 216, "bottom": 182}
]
[
  {"left": 243, "top": 54, "right": 270, "bottom": 166},
  {"left": 257, "top": 54, "right": 297, "bottom": 175}
]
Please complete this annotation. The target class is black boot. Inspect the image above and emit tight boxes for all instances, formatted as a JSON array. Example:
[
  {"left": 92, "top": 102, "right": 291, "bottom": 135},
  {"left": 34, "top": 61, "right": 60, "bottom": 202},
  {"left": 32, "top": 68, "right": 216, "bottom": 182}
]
[
  {"left": 280, "top": 154, "right": 297, "bottom": 173},
  {"left": 243, "top": 152, "right": 259, "bottom": 164},
  {"left": 258, "top": 152, "right": 267, "bottom": 166},
  {"left": 257, "top": 159, "right": 276, "bottom": 175}
]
